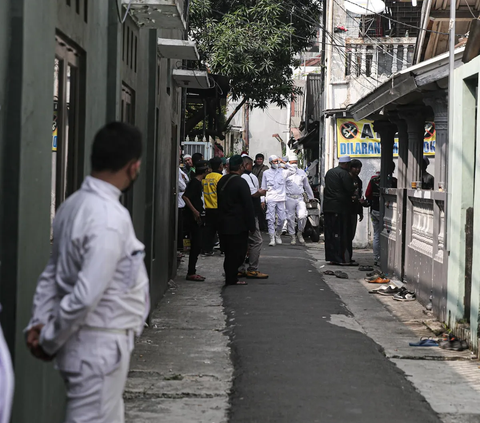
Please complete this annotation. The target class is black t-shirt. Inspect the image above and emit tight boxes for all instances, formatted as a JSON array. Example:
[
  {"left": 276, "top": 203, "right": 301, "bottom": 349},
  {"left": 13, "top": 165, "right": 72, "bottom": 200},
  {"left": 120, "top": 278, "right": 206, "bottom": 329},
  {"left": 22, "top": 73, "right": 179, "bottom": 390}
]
[
  {"left": 217, "top": 174, "right": 256, "bottom": 235},
  {"left": 183, "top": 177, "right": 204, "bottom": 222}
]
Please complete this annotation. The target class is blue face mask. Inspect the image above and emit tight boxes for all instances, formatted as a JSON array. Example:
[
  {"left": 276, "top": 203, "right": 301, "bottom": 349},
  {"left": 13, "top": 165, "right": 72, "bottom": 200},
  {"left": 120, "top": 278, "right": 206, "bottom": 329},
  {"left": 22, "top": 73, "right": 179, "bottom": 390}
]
[{"left": 271, "top": 163, "right": 278, "bottom": 169}]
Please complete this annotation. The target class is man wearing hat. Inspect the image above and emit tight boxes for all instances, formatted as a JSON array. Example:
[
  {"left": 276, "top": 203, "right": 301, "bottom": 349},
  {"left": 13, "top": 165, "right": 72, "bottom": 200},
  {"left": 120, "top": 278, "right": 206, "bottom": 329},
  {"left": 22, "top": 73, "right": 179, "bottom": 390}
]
[
  {"left": 217, "top": 155, "right": 256, "bottom": 286},
  {"left": 183, "top": 160, "right": 210, "bottom": 281},
  {"left": 285, "top": 154, "right": 314, "bottom": 245},
  {"left": 183, "top": 154, "right": 193, "bottom": 180},
  {"left": 323, "top": 155, "right": 356, "bottom": 265},
  {"left": 261, "top": 155, "right": 288, "bottom": 246}
]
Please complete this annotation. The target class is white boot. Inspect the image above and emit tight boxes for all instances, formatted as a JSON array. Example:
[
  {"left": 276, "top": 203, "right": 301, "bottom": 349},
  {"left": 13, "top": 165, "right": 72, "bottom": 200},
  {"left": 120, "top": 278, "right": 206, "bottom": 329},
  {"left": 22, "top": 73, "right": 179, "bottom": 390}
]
[
  {"left": 297, "top": 232, "right": 305, "bottom": 244},
  {"left": 275, "top": 232, "right": 283, "bottom": 244},
  {"left": 269, "top": 234, "right": 276, "bottom": 246},
  {"left": 290, "top": 235, "right": 297, "bottom": 245}
]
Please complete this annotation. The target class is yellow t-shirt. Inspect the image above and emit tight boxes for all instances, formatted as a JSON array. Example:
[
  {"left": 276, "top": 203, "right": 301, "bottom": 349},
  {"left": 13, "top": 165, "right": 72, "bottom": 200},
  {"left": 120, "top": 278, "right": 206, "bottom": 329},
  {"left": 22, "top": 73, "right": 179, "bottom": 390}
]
[{"left": 203, "top": 172, "right": 223, "bottom": 209}]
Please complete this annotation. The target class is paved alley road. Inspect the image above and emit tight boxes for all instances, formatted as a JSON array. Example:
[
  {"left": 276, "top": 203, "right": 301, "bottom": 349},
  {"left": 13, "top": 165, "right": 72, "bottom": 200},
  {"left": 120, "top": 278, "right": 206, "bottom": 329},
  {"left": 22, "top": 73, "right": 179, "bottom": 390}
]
[{"left": 223, "top": 237, "right": 440, "bottom": 423}]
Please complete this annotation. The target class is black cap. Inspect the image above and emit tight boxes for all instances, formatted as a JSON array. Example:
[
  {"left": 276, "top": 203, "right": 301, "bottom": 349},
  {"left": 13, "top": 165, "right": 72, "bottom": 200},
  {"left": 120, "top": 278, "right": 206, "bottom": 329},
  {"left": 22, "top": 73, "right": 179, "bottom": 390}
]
[{"left": 229, "top": 155, "right": 243, "bottom": 167}]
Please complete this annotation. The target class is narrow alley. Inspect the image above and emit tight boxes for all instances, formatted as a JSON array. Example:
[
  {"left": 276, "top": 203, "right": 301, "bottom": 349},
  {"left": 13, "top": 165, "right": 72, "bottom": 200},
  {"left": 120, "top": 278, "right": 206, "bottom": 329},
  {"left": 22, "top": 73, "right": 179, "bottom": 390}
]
[{"left": 125, "top": 238, "right": 480, "bottom": 423}]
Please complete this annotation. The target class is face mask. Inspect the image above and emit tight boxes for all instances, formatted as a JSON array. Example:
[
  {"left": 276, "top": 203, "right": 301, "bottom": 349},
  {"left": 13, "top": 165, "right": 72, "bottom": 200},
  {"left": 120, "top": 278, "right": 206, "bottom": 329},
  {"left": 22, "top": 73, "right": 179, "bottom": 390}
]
[
  {"left": 271, "top": 163, "right": 278, "bottom": 169},
  {"left": 122, "top": 165, "right": 140, "bottom": 193},
  {"left": 290, "top": 164, "right": 298, "bottom": 170}
]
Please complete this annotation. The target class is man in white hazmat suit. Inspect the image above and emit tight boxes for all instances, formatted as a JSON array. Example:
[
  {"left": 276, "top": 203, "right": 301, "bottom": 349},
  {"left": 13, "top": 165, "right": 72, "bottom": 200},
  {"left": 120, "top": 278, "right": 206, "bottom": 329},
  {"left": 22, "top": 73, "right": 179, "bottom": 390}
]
[
  {"left": 285, "top": 154, "right": 314, "bottom": 245},
  {"left": 261, "top": 155, "right": 287, "bottom": 246},
  {"left": 25, "top": 122, "right": 149, "bottom": 423}
]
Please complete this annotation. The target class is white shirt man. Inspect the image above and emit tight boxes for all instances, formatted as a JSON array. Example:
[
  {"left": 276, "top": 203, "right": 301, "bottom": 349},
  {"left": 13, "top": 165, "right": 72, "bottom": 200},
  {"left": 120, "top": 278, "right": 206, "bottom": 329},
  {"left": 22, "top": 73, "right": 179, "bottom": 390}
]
[
  {"left": 26, "top": 122, "right": 149, "bottom": 423},
  {"left": 261, "top": 155, "right": 288, "bottom": 246},
  {"left": 239, "top": 155, "right": 268, "bottom": 279},
  {"left": 285, "top": 154, "right": 314, "bottom": 244}
]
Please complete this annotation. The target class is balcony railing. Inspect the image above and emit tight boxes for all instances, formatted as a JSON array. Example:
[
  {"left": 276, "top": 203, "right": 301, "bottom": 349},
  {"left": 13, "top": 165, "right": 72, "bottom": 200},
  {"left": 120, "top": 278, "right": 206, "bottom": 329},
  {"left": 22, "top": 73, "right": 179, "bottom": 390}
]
[{"left": 345, "top": 37, "right": 416, "bottom": 78}]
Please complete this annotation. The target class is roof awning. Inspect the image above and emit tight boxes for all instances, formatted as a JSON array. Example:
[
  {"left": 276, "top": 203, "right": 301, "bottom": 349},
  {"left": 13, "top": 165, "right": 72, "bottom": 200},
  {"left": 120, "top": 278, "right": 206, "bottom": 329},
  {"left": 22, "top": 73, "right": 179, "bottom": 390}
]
[
  {"left": 173, "top": 70, "right": 210, "bottom": 89},
  {"left": 350, "top": 47, "right": 465, "bottom": 121},
  {"left": 157, "top": 38, "right": 199, "bottom": 61},
  {"left": 290, "top": 127, "right": 319, "bottom": 150}
]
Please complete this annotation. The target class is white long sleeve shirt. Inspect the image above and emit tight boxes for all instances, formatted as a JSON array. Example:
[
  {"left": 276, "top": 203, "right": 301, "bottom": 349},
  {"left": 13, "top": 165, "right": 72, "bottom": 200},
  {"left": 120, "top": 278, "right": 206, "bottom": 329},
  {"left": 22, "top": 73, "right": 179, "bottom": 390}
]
[
  {"left": 285, "top": 168, "right": 314, "bottom": 200},
  {"left": 178, "top": 168, "right": 188, "bottom": 208},
  {"left": 261, "top": 167, "right": 288, "bottom": 202},
  {"left": 28, "top": 176, "right": 150, "bottom": 356}
]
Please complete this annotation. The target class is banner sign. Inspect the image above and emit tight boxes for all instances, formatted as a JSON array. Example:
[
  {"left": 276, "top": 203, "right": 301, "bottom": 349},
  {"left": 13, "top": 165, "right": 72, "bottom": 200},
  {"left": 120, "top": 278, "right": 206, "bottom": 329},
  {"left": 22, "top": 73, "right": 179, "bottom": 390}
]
[
  {"left": 52, "top": 102, "right": 58, "bottom": 152},
  {"left": 337, "top": 118, "right": 436, "bottom": 158}
]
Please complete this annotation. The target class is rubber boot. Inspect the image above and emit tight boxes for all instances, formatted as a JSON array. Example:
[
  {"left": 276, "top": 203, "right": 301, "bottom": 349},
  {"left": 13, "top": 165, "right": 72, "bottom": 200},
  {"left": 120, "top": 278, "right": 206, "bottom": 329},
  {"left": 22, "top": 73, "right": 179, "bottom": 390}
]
[
  {"left": 269, "top": 234, "right": 276, "bottom": 246},
  {"left": 290, "top": 234, "right": 297, "bottom": 245},
  {"left": 297, "top": 232, "right": 305, "bottom": 244},
  {"left": 275, "top": 231, "right": 282, "bottom": 244}
]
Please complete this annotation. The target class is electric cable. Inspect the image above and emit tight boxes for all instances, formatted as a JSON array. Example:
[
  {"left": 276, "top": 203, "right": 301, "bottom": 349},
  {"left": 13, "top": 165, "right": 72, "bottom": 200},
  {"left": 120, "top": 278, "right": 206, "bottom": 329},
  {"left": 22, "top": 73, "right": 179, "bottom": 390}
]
[{"left": 116, "top": 0, "right": 133, "bottom": 24}]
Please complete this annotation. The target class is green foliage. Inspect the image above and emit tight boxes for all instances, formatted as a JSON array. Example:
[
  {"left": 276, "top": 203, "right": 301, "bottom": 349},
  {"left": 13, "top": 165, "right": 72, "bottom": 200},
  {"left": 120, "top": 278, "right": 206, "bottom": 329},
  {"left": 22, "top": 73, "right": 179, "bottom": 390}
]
[{"left": 190, "top": 0, "right": 321, "bottom": 110}]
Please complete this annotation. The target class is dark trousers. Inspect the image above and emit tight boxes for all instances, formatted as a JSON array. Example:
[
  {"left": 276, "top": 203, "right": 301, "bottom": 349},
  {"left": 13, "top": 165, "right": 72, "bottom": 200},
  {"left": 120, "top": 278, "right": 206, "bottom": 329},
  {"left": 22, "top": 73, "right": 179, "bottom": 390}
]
[
  {"left": 203, "top": 209, "right": 219, "bottom": 253},
  {"left": 349, "top": 214, "right": 359, "bottom": 260},
  {"left": 177, "top": 207, "right": 184, "bottom": 251},
  {"left": 324, "top": 212, "right": 352, "bottom": 264},
  {"left": 258, "top": 207, "right": 268, "bottom": 232},
  {"left": 187, "top": 220, "right": 202, "bottom": 275},
  {"left": 220, "top": 232, "right": 249, "bottom": 285}
]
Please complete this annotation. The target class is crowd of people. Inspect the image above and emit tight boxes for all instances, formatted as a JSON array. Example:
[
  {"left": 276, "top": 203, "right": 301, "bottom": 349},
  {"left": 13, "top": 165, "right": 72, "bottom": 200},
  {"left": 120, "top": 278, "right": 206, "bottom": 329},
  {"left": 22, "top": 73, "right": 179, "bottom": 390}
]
[{"left": 178, "top": 151, "right": 315, "bottom": 285}]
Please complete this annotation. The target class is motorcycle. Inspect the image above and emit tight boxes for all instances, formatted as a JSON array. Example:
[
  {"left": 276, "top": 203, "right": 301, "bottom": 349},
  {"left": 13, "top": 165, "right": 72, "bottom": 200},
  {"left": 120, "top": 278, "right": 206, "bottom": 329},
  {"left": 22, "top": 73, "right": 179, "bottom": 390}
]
[{"left": 303, "top": 198, "right": 322, "bottom": 242}]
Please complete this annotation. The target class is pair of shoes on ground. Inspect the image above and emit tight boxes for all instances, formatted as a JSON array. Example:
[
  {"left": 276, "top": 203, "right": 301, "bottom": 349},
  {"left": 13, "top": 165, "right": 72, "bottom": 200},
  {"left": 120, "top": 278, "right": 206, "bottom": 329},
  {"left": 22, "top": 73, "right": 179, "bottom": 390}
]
[
  {"left": 439, "top": 333, "right": 468, "bottom": 351},
  {"left": 323, "top": 270, "right": 348, "bottom": 279},
  {"left": 328, "top": 261, "right": 359, "bottom": 267},
  {"left": 238, "top": 270, "right": 269, "bottom": 279},
  {"left": 202, "top": 251, "right": 215, "bottom": 257},
  {"left": 370, "top": 285, "right": 416, "bottom": 301}
]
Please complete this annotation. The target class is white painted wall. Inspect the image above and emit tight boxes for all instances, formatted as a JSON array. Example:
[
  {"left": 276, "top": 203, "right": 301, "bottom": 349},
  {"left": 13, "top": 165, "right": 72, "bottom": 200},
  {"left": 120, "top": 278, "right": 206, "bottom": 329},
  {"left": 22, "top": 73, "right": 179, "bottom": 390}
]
[{"left": 227, "top": 100, "right": 288, "bottom": 159}]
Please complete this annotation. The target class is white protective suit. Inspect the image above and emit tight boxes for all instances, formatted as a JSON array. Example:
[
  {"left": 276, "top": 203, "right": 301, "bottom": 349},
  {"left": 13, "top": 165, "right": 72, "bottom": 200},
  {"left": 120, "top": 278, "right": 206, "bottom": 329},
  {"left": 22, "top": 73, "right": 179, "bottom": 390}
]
[
  {"left": 285, "top": 165, "right": 314, "bottom": 235},
  {"left": 27, "top": 176, "right": 150, "bottom": 423},
  {"left": 261, "top": 158, "right": 288, "bottom": 235}
]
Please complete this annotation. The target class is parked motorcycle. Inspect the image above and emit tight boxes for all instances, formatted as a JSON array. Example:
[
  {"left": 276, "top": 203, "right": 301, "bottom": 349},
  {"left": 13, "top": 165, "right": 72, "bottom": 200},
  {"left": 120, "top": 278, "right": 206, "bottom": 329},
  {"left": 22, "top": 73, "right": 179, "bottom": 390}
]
[{"left": 303, "top": 198, "right": 322, "bottom": 242}]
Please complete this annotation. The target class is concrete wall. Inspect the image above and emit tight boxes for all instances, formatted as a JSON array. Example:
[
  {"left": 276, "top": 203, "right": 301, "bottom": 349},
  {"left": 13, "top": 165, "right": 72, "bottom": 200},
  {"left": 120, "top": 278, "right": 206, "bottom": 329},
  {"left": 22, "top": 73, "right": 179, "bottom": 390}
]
[
  {"left": 0, "top": 1, "right": 184, "bottom": 421},
  {"left": 227, "top": 100, "right": 286, "bottom": 159}
]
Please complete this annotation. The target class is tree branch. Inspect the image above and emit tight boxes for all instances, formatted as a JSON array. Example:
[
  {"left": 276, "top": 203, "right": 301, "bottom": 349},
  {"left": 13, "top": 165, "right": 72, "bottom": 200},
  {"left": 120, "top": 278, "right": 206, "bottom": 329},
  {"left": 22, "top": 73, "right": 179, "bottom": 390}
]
[{"left": 223, "top": 98, "right": 247, "bottom": 132}]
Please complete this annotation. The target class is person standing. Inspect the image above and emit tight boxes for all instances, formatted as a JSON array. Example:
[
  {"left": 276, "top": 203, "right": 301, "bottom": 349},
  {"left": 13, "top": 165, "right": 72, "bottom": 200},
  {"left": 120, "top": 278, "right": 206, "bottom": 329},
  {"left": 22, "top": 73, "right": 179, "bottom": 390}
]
[
  {"left": 365, "top": 161, "right": 397, "bottom": 266},
  {"left": 349, "top": 159, "right": 365, "bottom": 260},
  {"left": 178, "top": 161, "right": 189, "bottom": 252},
  {"left": 202, "top": 157, "right": 224, "bottom": 256},
  {"left": 217, "top": 155, "right": 256, "bottom": 286},
  {"left": 252, "top": 153, "right": 269, "bottom": 231},
  {"left": 25, "top": 122, "right": 149, "bottom": 423},
  {"left": 183, "top": 154, "right": 193, "bottom": 180},
  {"left": 0, "top": 305, "right": 13, "bottom": 423},
  {"left": 239, "top": 155, "right": 269, "bottom": 279},
  {"left": 422, "top": 157, "right": 434, "bottom": 190},
  {"left": 261, "top": 155, "right": 287, "bottom": 246},
  {"left": 183, "top": 160, "right": 209, "bottom": 281},
  {"left": 323, "top": 155, "right": 356, "bottom": 265},
  {"left": 285, "top": 154, "right": 314, "bottom": 245}
]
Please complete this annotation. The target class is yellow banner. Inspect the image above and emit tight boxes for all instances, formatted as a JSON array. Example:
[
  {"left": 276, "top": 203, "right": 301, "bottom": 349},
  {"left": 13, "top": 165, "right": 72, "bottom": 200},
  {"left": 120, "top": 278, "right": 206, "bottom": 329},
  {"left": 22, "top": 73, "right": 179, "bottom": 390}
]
[{"left": 336, "top": 118, "right": 436, "bottom": 158}]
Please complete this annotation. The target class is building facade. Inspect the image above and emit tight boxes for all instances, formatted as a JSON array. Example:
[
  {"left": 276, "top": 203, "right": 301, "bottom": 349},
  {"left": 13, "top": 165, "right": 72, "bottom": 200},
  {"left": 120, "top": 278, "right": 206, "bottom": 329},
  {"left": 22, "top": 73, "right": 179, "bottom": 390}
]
[{"left": 0, "top": 1, "right": 188, "bottom": 421}]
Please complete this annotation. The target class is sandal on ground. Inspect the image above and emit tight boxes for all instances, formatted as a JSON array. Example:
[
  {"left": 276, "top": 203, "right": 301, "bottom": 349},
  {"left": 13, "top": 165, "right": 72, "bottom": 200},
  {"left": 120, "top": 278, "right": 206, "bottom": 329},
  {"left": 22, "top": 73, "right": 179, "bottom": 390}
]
[
  {"left": 323, "top": 270, "right": 335, "bottom": 276},
  {"left": 186, "top": 274, "right": 206, "bottom": 281},
  {"left": 225, "top": 281, "right": 248, "bottom": 286},
  {"left": 334, "top": 271, "right": 349, "bottom": 279},
  {"left": 359, "top": 265, "right": 374, "bottom": 271},
  {"left": 409, "top": 338, "right": 439, "bottom": 347}
]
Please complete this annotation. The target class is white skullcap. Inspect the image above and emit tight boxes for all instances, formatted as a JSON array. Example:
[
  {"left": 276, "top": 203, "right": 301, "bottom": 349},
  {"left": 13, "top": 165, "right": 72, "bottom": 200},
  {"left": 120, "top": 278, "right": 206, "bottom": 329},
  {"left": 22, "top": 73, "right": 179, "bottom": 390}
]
[
  {"left": 339, "top": 155, "right": 352, "bottom": 163},
  {"left": 183, "top": 154, "right": 192, "bottom": 159},
  {"left": 268, "top": 155, "right": 278, "bottom": 163},
  {"left": 241, "top": 153, "right": 253, "bottom": 161}
]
